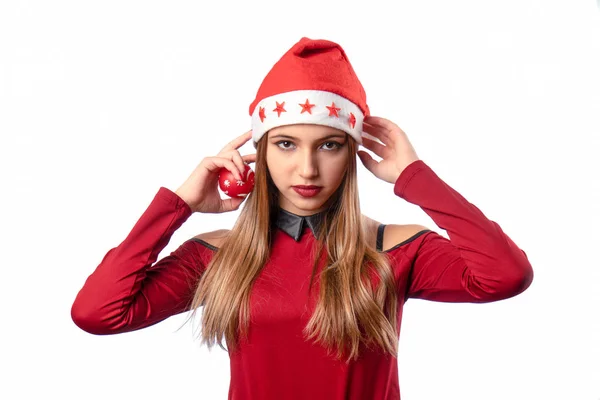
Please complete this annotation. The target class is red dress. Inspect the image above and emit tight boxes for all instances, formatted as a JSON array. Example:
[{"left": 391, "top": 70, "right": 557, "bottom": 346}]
[{"left": 71, "top": 160, "right": 533, "bottom": 399}]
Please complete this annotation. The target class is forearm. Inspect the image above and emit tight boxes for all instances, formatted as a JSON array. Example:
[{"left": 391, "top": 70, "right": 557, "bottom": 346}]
[
  {"left": 397, "top": 160, "right": 533, "bottom": 301},
  {"left": 71, "top": 187, "right": 194, "bottom": 333}
]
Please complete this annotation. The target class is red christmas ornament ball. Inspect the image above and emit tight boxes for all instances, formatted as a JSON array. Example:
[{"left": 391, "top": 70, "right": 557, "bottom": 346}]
[{"left": 218, "top": 163, "right": 255, "bottom": 198}]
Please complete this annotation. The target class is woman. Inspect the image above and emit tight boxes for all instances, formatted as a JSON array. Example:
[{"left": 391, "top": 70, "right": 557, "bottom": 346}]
[{"left": 71, "top": 37, "right": 534, "bottom": 399}]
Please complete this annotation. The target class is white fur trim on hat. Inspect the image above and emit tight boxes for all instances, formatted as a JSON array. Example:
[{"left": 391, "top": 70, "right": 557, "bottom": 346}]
[{"left": 251, "top": 90, "right": 364, "bottom": 144}]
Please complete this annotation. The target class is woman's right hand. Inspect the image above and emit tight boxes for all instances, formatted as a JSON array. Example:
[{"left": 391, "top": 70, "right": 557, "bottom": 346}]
[{"left": 175, "top": 130, "right": 257, "bottom": 213}]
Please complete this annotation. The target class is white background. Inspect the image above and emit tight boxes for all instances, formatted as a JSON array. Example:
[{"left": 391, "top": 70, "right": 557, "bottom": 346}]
[{"left": 1, "top": 0, "right": 599, "bottom": 399}]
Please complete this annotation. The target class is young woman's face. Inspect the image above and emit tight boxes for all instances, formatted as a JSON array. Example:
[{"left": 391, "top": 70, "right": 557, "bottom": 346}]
[{"left": 265, "top": 124, "right": 350, "bottom": 216}]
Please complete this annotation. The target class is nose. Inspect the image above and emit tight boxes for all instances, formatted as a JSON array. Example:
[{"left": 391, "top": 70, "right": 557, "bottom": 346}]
[{"left": 297, "top": 149, "right": 319, "bottom": 179}]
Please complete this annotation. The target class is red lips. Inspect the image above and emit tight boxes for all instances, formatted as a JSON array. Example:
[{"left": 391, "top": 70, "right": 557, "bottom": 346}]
[
  {"left": 293, "top": 185, "right": 322, "bottom": 189},
  {"left": 292, "top": 185, "right": 323, "bottom": 198}
]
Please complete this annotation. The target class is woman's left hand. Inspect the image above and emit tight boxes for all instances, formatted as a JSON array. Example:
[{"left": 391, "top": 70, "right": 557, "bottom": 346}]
[{"left": 357, "top": 116, "right": 421, "bottom": 184}]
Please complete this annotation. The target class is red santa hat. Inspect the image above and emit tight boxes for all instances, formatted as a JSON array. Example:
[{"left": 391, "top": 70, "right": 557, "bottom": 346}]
[{"left": 249, "top": 37, "right": 369, "bottom": 144}]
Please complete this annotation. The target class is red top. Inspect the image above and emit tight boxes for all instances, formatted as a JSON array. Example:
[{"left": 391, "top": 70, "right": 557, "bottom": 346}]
[{"left": 71, "top": 160, "right": 533, "bottom": 399}]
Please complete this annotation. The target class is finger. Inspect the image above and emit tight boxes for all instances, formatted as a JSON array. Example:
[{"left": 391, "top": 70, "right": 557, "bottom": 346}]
[
  {"left": 365, "top": 116, "right": 405, "bottom": 136},
  {"left": 218, "top": 149, "right": 252, "bottom": 175},
  {"left": 357, "top": 150, "right": 380, "bottom": 174},
  {"left": 362, "top": 122, "right": 391, "bottom": 144},
  {"left": 203, "top": 157, "right": 242, "bottom": 180},
  {"left": 242, "top": 153, "right": 257, "bottom": 164},
  {"left": 360, "top": 137, "right": 388, "bottom": 159},
  {"left": 229, "top": 151, "right": 246, "bottom": 176},
  {"left": 221, "top": 130, "right": 253, "bottom": 152},
  {"left": 220, "top": 196, "right": 245, "bottom": 213}
]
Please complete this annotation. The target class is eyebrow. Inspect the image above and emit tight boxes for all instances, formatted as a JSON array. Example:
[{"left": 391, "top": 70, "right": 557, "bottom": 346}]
[{"left": 270, "top": 133, "right": 347, "bottom": 141}]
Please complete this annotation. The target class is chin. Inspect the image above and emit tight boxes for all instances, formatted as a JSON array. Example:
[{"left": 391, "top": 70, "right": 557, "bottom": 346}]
[
  {"left": 285, "top": 192, "right": 328, "bottom": 213},
  {"left": 294, "top": 199, "right": 326, "bottom": 210}
]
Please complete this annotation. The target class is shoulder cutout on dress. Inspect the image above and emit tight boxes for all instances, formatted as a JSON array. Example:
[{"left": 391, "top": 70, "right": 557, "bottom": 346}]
[
  {"left": 378, "top": 223, "right": 431, "bottom": 252},
  {"left": 191, "top": 229, "right": 230, "bottom": 251}
]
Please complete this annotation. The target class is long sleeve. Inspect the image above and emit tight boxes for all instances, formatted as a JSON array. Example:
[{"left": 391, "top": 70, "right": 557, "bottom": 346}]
[
  {"left": 394, "top": 160, "right": 534, "bottom": 303},
  {"left": 71, "top": 187, "right": 211, "bottom": 334}
]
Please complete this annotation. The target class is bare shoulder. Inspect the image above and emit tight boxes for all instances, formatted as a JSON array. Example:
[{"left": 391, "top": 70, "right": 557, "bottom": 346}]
[
  {"left": 192, "top": 229, "right": 230, "bottom": 249},
  {"left": 381, "top": 224, "right": 430, "bottom": 251},
  {"left": 362, "top": 215, "right": 430, "bottom": 251}
]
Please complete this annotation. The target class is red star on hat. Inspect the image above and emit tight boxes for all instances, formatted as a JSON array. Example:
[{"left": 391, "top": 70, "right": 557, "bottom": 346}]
[
  {"left": 273, "top": 101, "right": 286, "bottom": 117},
  {"left": 348, "top": 112, "right": 356, "bottom": 128},
  {"left": 259, "top": 107, "right": 266, "bottom": 122},
  {"left": 326, "top": 102, "right": 341, "bottom": 117},
  {"left": 299, "top": 99, "right": 315, "bottom": 114}
]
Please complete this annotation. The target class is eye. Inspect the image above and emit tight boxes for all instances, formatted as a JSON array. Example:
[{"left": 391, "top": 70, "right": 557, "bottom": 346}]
[
  {"left": 321, "top": 141, "right": 343, "bottom": 151},
  {"left": 275, "top": 140, "right": 295, "bottom": 150}
]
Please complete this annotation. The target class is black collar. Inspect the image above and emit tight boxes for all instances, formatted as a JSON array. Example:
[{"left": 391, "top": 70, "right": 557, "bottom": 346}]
[{"left": 274, "top": 207, "right": 326, "bottom": 241}]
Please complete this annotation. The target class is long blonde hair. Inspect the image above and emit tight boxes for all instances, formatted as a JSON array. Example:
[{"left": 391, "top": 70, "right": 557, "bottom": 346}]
[{"left": 184, "top": 133, "right": 399, "bottom": 363}]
